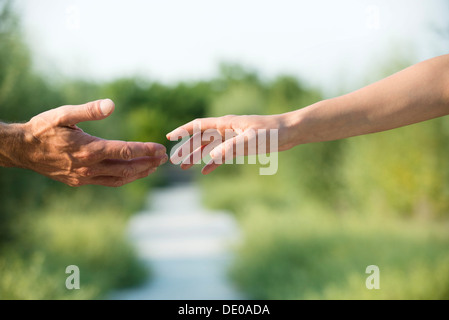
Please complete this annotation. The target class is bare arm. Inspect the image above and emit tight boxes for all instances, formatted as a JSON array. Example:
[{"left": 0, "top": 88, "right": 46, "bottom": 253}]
[
  {"left": 286, "top": 54, "right": 449, "bottom": 145},
  {"left": 0, "top": 122, "right": 25, "bottom": 168},
  {"left": 168, "top": 54, "right": 449, "bottom": 174}
]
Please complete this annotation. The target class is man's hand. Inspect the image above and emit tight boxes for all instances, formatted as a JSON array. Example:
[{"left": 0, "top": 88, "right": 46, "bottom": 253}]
[
  {"left": 1, "top": 99, "right": 168, "bottom": 187},
  {"left": 167, "top": 114, "right": 292, "bottom": 174}
]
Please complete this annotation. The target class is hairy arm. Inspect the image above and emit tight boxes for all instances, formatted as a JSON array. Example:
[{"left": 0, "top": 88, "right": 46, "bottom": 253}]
[{"left": 0, "top": 122, "right": 24, "bottom": 168}]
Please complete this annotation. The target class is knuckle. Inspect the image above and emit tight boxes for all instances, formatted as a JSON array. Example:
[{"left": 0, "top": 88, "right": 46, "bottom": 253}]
[
  {"left": 245, "top": 129, "right": 257, "bottom": 139},
  {"left": 120, "top": 145, "right": 133, "bottom": 160},
  {"left": 217, "top": 117, "right": 226, "bottom": 126},
  {"left": 217, "top": 115, "right": 234, "bottom": 128},
  {"left": 49, "top": 107, "right": 69, "bottom": 126},
  {"left": 86, "top": 103, "right": 100, "bottom": 120},
  {"left": 224, "top": 143, "right": 234, "bottom": 154},
  {"left": 55, "top": 111, "right": 67, "bottom": 126},
  {"left": 68, "top": 178, "right": 83, "bottom": 187},
  {"left": 121, "top": 166, "right": 135, "bottom": 178},
  {"left": 76, "top": 151, "right": 98, "bottom": 163},
  {"left": 78, "top": 167, "right": 93, "bottom": 177},
  {"left": 112, "top": 179, "right": 125, "bottom": 188},
  {"left": 192, "top": 119, "right": 202, "bottom": 129}
]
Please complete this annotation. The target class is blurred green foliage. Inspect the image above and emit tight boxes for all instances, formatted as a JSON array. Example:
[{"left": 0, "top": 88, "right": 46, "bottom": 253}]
[
  {"left": 0, "top": 191, "right": 147, "bottom": 299},
  {"left": 201, "top": 62, "right": 449, "bottom": 299},
  {"left": 231, "top": 208, "right": 449, "bottom": 299},
  {"left": 0, "top": 1, "right": 63, "bottom": 244},
  {"left": 0, "top": 1, "right": 209, "bottom": 299},
  {"left": 2, "top": 0, "right": 449, "bottom": 300}
]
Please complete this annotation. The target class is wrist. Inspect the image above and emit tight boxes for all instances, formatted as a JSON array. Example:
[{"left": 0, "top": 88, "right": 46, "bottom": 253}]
[
  {"left": 0, "top": 122, "right": 27, "bottom": 168},
  {"left": 279, "top": 100, "right": 329, "bottom": 149}
]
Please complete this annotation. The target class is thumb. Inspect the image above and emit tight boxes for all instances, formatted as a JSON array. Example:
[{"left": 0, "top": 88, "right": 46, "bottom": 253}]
[{"left": 57, "top": 99, "right": 115, "bottom": 126}]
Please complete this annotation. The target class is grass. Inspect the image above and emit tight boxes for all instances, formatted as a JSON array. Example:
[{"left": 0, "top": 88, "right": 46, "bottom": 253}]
[
  {"left": 199, "top": 118, "right": 449, "bottom": 300},
  {"left": 0, "top": 189, "right": 147, "bottom": 300},
  {"left": 229, "top": 204, "right": 449, "bottom": 300}
]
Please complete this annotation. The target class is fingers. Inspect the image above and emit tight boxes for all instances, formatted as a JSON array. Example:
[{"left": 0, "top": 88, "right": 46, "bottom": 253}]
[
  {"left": 89, "top": 168, "right": 158, "bottom": 187},
  {"left": 77, "top": 156, "right": 168, "bottom": 178},
  {"left": 171, "top": 132, "right": 203, "bottom": 164},
  {"left": 197, "top": 132, "right": 250, "bottom": 175},
  {"left": 210, "top": 129, "right": 257, "bottom": 162},
  {"left": 88, "top": 140, "right": 167, "bottom": 161},
  {"left": 57, "top": 99, "right": 115, "bottom": 126},
  {"left": 202, "top": 159, "right": 222, "bottom": 175},
  {"left": 70, "top": 155, "right": 168, "bottom": 187},
  {"left": 170, "top": 129, "right": 257, "bottom": 174},
  {"left": 166, "top": 118, "right": 209, "bottom": 140},
  {"left": 166, "top": 116, "right": 235, "bottom": 140},
  {"left": 180, "top": 145, "right": 207, "bottom": 170},
  {"left": 171, "top": 131, "right": 221, "bottom": 164},
  {"left": 178, "top": 131, "right": 256, "bottom": 174},
  {"left": 202, "top": 130, "right": 258, "bottom": 174}
]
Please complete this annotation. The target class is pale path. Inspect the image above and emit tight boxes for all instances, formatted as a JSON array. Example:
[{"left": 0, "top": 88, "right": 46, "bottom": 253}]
[{"left": 111, "top": 183, "right": 245, "bottom": 300}]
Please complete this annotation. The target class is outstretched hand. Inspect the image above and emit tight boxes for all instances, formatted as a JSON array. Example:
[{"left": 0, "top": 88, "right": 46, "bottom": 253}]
[
  {"left": 15, "top": 99, "right": 167, "bottom": 187},
  {"left": 167, "top": 114, "right": 292, "bottom": 174}
]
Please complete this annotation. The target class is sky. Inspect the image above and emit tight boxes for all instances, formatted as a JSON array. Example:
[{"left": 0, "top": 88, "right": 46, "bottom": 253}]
[{"left": 16, "top": 0, "right": 449, "bottom": 96}]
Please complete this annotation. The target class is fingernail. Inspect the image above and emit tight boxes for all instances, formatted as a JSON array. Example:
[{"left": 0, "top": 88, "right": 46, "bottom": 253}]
[
  {"left": 210, "top": 148, "right": 220, "bottom": 160},
  {"left": 166, "top": 131, "right": 175, "bottom": 140},
  {"left": 156, "top": 148, "right": 166, "bottom": 157},
  {"left": 100, "top": 99, "right": 115, "bottom": 116},
  {"left": 160, "top": 155, "right": 168, "bottom": 165},
  {"left": 202, "top": 160, "right": 214, "bottom": 175},
  {"left": 166, "top": 129, "right": 182, "bottom": 141}
]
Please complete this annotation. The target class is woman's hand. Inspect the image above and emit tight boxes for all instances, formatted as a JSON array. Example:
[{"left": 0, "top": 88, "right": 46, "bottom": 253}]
[{"left": 167, "top": 114, "right": 294, "bottom": 174}]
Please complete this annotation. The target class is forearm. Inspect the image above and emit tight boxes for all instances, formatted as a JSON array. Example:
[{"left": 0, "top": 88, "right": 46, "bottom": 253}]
[
  {"left": 0, "top": 122, "right": 25, "bottom": 168},
  {"left": 285, "top": 54, "right": 449, "bottom": 146}
]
